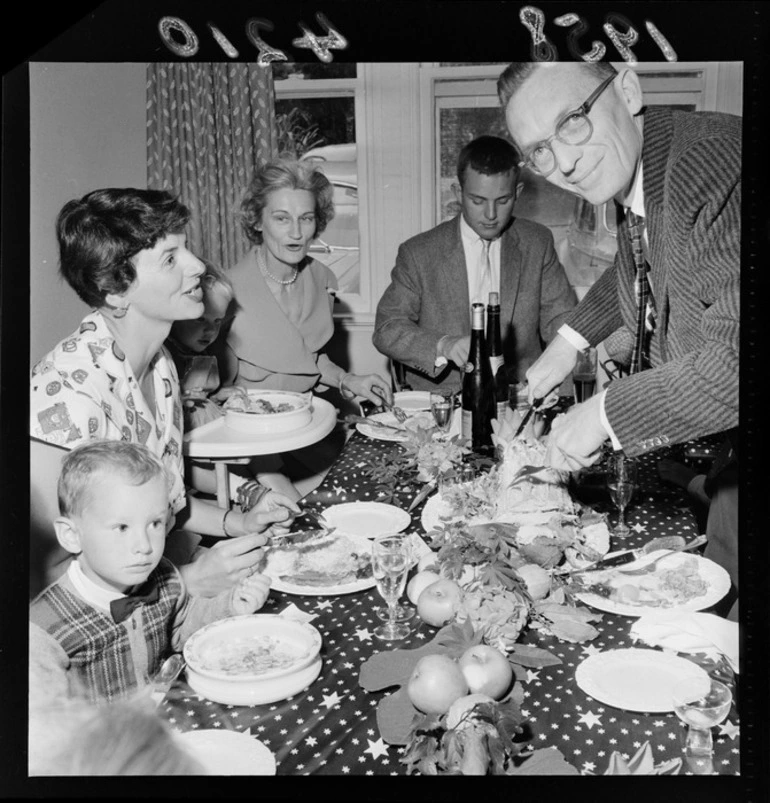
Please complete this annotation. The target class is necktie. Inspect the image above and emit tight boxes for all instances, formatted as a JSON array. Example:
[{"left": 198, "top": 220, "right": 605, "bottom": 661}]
[
  {"left": 626, "top": 211, "right": 656, "bottom": 374},
  {"left": 110, "top": 577, "right": 160, "bottom": 624},
  {"left": 481, "top": 239, "right": 492, "bottom": 299}
]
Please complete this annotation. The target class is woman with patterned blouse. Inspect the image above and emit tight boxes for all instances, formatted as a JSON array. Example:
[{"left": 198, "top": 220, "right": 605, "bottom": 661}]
[{"left": 30, "top": 188, "right": 298, "bottom": 597}]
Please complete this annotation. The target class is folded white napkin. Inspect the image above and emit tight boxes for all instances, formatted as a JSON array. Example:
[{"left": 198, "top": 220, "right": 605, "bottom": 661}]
[
  {"left": 279, "top": 603, "right": 318, "bottom": 623},
  {"left": 630, "top": 611, "right": 739, "bottom": 673}
]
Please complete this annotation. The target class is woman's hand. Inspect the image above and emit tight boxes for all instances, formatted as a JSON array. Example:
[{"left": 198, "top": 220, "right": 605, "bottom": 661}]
[
  {"left": 243, "top": 490, "right": 301, "bottom": 535},
  {"left": 341, "top": 373, "right": 393, "bottom": 406},
  {"left": 179, "top": 533, "right": 268, "bottom": 597},
  {"left": 231, "top": 572, "right": 272, "bottom": 614}
]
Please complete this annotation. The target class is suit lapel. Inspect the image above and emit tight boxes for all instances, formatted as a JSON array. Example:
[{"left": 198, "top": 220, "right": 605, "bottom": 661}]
[
  {"left": 446, "top": 217, "right": 472, "bottom": 333},
  {"left": 499, "top": 222, "right": 522, "bottom": 329}
]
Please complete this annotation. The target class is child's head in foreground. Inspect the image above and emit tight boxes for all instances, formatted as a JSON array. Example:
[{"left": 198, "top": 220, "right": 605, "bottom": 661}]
[
  {"left": 55, "top": 441, "right": 170, "bottom": 594},
  {"left": 170, "top": 260, "right": 234, "bottom": 353}
]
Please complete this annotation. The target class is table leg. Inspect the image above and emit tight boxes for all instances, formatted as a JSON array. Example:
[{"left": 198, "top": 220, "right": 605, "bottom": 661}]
[{"left": 214, "top": 462, "right": 231, "bottom": 509}]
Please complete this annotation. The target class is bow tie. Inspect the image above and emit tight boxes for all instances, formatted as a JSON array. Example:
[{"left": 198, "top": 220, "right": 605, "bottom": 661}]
[{"left": 110, "top": 578, "right": 160, "bottom": 624}]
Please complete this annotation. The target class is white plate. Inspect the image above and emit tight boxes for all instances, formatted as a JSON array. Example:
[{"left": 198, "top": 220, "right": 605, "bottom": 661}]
[
  {"left": 322, "top": 501, "right": 411, "bottom": 538},
  {"left": 264, "top": 534, "right": 376, "bottom": 596},
  {"left": 175, "top": 729, "right": 277, "bottom": 775},
  {"left": 573, "top": 552, "right": 731, "bottom": 616},
  {"left": 575, "top": 648, "right": 709, "bottom": 712},
  {"left": 394, "top": 391, "right": 433, "bottom": 411},
  {"left": 356, "top": 411, "right": 434, "bottom": 442}
]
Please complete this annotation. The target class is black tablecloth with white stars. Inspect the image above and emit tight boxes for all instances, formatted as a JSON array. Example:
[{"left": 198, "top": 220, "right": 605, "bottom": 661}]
[{"left": 161, "top": 433, "right": 740, "bottom": 776}]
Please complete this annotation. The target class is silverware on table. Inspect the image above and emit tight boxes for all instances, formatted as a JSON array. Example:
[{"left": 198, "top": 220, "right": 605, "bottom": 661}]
[
  {"left": 569, "top": 534, "right": 707, "bottom": 576},
  {"left": 151, "top": 654, "right": 185, "bottom": 705},
  {"left": 372, "top": 387, "right": 408, "bottom": 423},
  {"left": 342, "top": 414, "right": 404, "bottom": 434},
  {"left": 513, "top": 396, "right": 544, "bottom": 438}
]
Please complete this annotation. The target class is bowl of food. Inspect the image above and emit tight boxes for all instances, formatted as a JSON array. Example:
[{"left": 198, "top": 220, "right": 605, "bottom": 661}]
[
  {"left": 222, "top": 388, "right": 313, "bottom": 434},
  {"left": 183, "top": 614, "right": 323, "bottom": 706}
]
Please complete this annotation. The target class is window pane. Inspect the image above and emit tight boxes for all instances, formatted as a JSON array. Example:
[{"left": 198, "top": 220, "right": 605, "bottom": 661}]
[
  {"left": 274, "top": 96, "right": 360, "bottom": 295},
  {"left": 273, "top": 63, "right": 356, "bottom": 81}
]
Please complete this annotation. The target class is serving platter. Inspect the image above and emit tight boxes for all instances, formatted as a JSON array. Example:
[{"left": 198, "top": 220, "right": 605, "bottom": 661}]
[
  {"left": 575, "top": 648, "right": 709, "bottom": 712},
  {"left": 262, "top": 533, "right": 376, "bottom": 596}
]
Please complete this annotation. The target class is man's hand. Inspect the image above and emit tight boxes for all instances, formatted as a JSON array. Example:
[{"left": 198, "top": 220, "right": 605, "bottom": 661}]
[
  {"left": 180, "top": 533, "right": 269, "bottom": 597},
  {"left": 544, "top": 393, "right": 609, "bottom": 471},
  {"left": 231, "top": 572, "right": 272, "bottom": 613},
  {"left": 438, "top": 335, "right": 471, "bottom": 369},
  {"left": 526, "top": 334, "right": 579, "bottom": 405},
  {"left": 244, "top": 491, "right": 300, "bottom": 536},
  {"left": 341, "top": 373, "right": 393, "bottom": 406}
]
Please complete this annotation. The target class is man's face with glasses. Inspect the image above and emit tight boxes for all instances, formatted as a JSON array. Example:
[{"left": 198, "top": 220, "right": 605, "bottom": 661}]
[{"left": 504, "top": 64, "right": 644, "bottom": 206}]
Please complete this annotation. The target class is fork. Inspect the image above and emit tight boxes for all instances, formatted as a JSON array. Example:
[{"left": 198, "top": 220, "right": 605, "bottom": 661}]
[
  {"left": 617, "top": 535, "right": 707, "bottom": 576},
  {"left": 373, "top": 388, "right": 407, "bottom": 423}
]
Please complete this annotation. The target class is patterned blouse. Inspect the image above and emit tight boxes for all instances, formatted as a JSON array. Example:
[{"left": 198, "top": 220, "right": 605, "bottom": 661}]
[{"left": 29, "top": 311, "right": 186, "bottom": 517}]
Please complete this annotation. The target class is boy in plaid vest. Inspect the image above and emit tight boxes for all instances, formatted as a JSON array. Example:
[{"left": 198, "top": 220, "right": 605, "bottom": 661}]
[{"left": 30, "top": 440, "right": 272, "bottom": 704}]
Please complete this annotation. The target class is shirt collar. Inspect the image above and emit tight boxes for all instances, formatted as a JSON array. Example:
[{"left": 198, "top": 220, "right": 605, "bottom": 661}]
[
  {"left": 460, "top": 214, "right": 497, "bottom": 248},
  {"left": 68, "top": 559, "right": 132, "bottom": 612},
  {"left": 623, "top": 161, "right": 645, "bottom": 218}
]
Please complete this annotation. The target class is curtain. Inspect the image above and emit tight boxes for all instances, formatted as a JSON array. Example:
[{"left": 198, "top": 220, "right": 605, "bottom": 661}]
[{"left": 147, "top": 63, "right": 277, "bottom": 271}]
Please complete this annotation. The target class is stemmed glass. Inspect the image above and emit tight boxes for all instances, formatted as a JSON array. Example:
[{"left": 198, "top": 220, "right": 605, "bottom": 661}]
[
  {"left": 371, "top": 534, "right": 412, "bottom": 641},
  {"left": 375, "top": 536, "right": 415, "bottom": 622},
  {"left": 672, "top": 677, "right": 732, "bottom": 760},
  {"left": 430, "top": 392, "right": 455, "bottom": 435},
  {"left": 605, "top": 452, "right": 638, "bottom": 540}
]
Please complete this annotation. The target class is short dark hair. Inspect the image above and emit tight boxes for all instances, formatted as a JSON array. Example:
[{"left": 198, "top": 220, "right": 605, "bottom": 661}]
[
  {"left": 497, "top": 61, "right": 618, "bottom": 109},
  {"left": 56, "top": 188, "right": 191, "bottom": 309},
  {"left": 58, "top": 440, "right": 167, "bottom": 518},
  {"left": 239, "top": 157, "right": 335, "bottom": 246},
  {"left": 457, "top": 136, "right": 519, "bottom": 187}
]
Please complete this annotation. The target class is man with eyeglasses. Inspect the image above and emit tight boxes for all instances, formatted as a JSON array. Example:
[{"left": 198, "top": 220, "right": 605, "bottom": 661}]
[
  {"left": 500, "top": 62, "right": 740, "bottom": 617},
  {"left": 374, "top": 135, "right": 576, "bottom": 394}
]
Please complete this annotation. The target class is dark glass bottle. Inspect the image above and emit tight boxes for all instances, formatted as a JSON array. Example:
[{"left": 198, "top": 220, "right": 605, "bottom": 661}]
[
  {"left": 462, "top": 302, "right": 495, "bottom": 454},
  {"left": 486, "top": 292, "right": 508, "bottom": 424}
]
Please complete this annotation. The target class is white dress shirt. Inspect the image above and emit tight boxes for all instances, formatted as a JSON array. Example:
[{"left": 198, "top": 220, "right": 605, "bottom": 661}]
[
  {"left": 68, "top": 559, "right": 129, "bottom": 613},
  {"left": 557, "top": 164, "right": 647, "bottom": 450}
]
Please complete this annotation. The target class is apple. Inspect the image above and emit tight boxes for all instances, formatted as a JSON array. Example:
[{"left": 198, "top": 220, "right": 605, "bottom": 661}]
[
  {"left": 417, "top": 553, "right": 440, "bottom": 573},
  {"left": 406, "top": 570, "right": 441, "bottom": 605},
  {"left": 445, "top": 692, "right": 496, "bottom": 731},
  {"left": 416, "top": 579, "right": 463, "bottom": 627},
  {"left": 406, "top": 654, "right": 469, "bottom": 715},
  {"left": 458, "top": 644, "right": 513, "bottom": 700}
]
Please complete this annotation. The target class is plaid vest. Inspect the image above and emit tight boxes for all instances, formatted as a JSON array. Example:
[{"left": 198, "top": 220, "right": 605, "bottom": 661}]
[{"left": 30, "top": 558, "right": 182, "bottom": 702}]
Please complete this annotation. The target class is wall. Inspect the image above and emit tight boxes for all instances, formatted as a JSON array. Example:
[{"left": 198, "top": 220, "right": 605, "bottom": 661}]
[{"left": 29, "top": 62, "right": 147, "bottom": 364}]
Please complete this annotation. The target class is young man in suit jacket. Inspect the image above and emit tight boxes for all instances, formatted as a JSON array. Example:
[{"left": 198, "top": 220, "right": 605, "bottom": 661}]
[
  {"left": 501, "top": 62, "right": 740, "bottom": 615},
  {"left": 373, "top": 135, "right": 577, "bottom": 394}
]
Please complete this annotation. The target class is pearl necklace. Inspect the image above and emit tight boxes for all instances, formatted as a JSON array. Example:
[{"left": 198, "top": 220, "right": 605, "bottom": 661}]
[{"left": 257, "top": 248, "right": 299, "bottom": 285}]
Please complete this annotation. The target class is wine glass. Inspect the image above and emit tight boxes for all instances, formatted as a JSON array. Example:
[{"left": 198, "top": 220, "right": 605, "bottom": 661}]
[
  {"left": 371, "top": 534, "right": 412, "bottom": 640},
  {"left": 375, "top": 535, "right": 415, "bottom": 622},
  {"left": 605, "top": 452, "right": 638, "bottom": 540},
  {"left": 430, "top": 392, "right": 455, "bottom": 434},
  {"left": 672, "top": 677, "right": 732, "bottom": 758}
]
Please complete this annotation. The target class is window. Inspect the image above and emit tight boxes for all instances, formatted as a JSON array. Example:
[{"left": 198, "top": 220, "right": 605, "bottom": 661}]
[{"left": 273, "top": 63, "right": 363, "bottom": 310}]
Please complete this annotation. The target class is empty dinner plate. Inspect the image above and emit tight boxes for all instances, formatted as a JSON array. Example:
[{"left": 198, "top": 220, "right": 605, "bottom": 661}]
[
  {"left": 322, "top": 501, "right": 411, "bottom": 538},
  {"left": 575, "top": 648, "right": 709, "bottom": 713},
  {"left": 175, "top": 729, "right": 277, "bottom": 775},
  {"left": 393, "top": 391, "right": 432, "bottom": 411}
]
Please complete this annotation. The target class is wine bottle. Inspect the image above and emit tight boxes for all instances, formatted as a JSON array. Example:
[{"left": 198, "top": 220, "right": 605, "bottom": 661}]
[
  {"left": 462, "top": 302, "right": 495, "bottom": 454},
  {"left": 486, "top": 292, "right": 508, "bottom": 424}
]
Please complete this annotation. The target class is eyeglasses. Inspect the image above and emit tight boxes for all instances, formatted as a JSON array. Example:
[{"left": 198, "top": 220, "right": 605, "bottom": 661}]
[{"left": 518, "top": 73, "right": 617, "bottom": 177}]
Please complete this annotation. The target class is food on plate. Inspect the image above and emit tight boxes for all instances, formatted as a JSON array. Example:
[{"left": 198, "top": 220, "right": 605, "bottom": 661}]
[
  {"left": 416, "top": 578, "right": 464, "bottom": 627},
  {"left": 406, "top": 654, "right": 469, "bottom": 715},
  {"left": 195, "top": 635, "right": 310, "bottom": 677},
  {"left": 259, "top": 533, "right": 372, "bottom": 587},
  {"left": 457, "top": 645, "right": 513, "bottom": 699},
  {"left": 223, "top": 386, "right": 302, "bottom": 414},
  {"left": 577, "top": 556, "right": 709, "bottom": 608}
]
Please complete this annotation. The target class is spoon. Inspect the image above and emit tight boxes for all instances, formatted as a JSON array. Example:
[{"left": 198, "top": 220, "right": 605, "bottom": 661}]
[{"left": 151, "top": 654, "right": 185, "bottom": 705}]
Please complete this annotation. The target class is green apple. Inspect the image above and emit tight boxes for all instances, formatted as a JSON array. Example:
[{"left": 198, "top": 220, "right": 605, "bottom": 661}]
[{"left": 406, "top": 654, "right": 469, "bottom": 715}]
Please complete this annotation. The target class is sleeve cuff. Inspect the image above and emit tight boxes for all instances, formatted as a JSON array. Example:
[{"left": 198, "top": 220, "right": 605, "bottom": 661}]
[
  {"left": 598, "top": 389, "right": 623, "bottom": 450},
  {"left": 558, "top": 324, "right": 590, "bottom": 352},
  {"left": 435, "top": 336, "right": 449, "bottom": 369}
]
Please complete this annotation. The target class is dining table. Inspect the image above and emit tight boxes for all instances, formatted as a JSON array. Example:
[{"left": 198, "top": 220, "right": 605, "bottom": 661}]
[{"left": 160, "top": 411, "right": 740, "bottom": 777}]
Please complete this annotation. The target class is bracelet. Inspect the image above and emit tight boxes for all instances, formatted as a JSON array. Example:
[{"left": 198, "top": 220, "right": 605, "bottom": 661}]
[
  {"left": 338, "top": 372, "right": 355, "bottom": 399},
  {"left": 222, "top": 508, "right": 237, "bottom": 537}
]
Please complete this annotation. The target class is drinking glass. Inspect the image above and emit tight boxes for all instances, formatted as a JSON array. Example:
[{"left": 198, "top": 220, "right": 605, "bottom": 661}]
[
  {"left": 605, "top": 453, "right": 638, "bottom": 540},
  {"left": 430, "top": 392, "right": 455, "bottom": 434},
  {"left": 371, "top": 534, "right": 412, "bottom": 640},
  {"left": 375, "top": 535, "right": 415, "bottom": 622},
  {"left": 572, "top": 347, "right": 597, "bottom": 403},
  {"left": 672, "top": 677, "right": 732, "bottom": 758}
]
